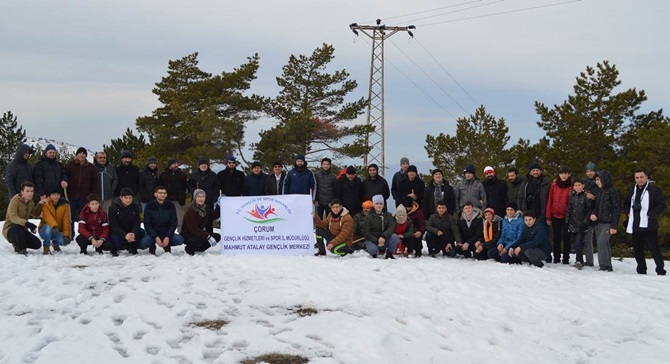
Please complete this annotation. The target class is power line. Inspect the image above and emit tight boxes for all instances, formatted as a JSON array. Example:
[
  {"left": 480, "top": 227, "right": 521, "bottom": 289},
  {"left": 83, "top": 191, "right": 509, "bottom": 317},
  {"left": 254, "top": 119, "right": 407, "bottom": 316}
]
[
  {"left": 399, "top": 0, "right": 505, "bottom": 25},
  {"left": 416, "top": 0, "right": 583, "bottom": 27},
  {"left": 361, "top": 0, "right": 490, "bottom": 24}
]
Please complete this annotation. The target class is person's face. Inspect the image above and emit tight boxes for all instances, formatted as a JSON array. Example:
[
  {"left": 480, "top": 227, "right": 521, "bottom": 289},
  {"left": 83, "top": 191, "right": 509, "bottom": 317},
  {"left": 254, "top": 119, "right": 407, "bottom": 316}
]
[
  {"left": 634, "top": 172, "right": 648, "bottom": 187},
  {"left": 196, "top": 194, "right": 206, "bottom": 205},
  {"left": 401, "top": 162, "right": 409, "bottom": 172},
  {"left": 408, "top": 171, "right": 417, "bottom": 180},
  {"left": 436, "top": 205, "right": 447, "bottom": 215},
  {"left": 21, "top": 186, "right": 34, "bottom": 200},
  {"left": 148, "top": 163, "right": 157, "bottom": 170},
  {"left": 586, "top": 169, "right": 596, "bottom": 179},
  {"left": 485, "top": 212, "right": 493, "bottom": 221},
  {"left": 49, "top": 192, "right": 60, "bottom": 204},
  {"left": 368, "top": 168, "right": 378, "bottom": 177},
  {"left": 88, "top": 200, "right": 100, "bottom": 212},
  {"left": 296, "top": 160, "right": 305, "bottom": 168},
  {"left": 346, "top": 173, "right": 355, "bottom": 181},
  {"left": 227, "top": 161, "right": 237, "bottom": 168},
  {"left": 463, "top": 205, "right": 473, "bottom": 216},
  {"left": 96, "top": 154, "right": 107, "bottom": 164},
  {"left": 154, "top": 189, "right": 167, "bottom": 202},
  {"left": 273, "top": 165, "right": 282, "bottom": 175},
  {"left": 321, "top": 161, "right": 331, "bottom": 171},
  {"left": 362, "top": 207, "right": 371, "bottom": 215},
  {"left": 170, "top": 162, "right": 179, "bottom": 171},
  {"left": 374, "top": 201, "right": 384, "bottom": 213},
  {"left": 121, "top": 157, "right": 132, "bottom": 166},
  {"left": 506, "top": 207, "right": 515, "bottom": 218},
  {"left": 464, "top": 172, "right": 474, "bottom": 180},
  {"left": 120, "top": 195, "right": 133, "bottom": 206},
  {"left": 46, "top": 150, "right": 56, "bottom": 159},
  {"left": 507, "top": 172, "right": 517, "bottom": 182},
  {"left": 595, "top": 177, "right": 602, "bottom": 188},
  {"left": 199, "top": 163, "right": 208, "bottom": 172},
  {"left": 524, "top": 216, "right": 536, "bottom": 227},
  {"left": 485, "top": 172, "right": 495, "bottom": 180},
  {"left": 573, "top": 182, "right": 584, "bottom": 193},
  {"left": 330, "top": 204, "right": 342, "bottom": 214},
  {"left": 530, "top": 168, "right": 541, "bottom": 178},
  {"left": 76, "top": 152, "right": 86, "bottom": 163},
  {"left": 559, "top": 172, "right": 570, "bottom": 181},
  {"left": 22, "top": 151, "right": 30, "bottom": 160},
  {"left": 433, "top": 172, "right": 443, "bottom": 183},
  {"left": 253, "top": 166, "right": 262, "bottom": 174}
]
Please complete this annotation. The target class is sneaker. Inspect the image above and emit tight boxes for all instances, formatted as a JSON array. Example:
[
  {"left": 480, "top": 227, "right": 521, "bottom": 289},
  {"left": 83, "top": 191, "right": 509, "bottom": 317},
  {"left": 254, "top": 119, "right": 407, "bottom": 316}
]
[
  {"left": 52, "top": 243, "right": 61, "bottom": 252},
  {"left": 657, "top": 269, "right": 667, "bottom": 276},
  {"left": 43, "top": 246, "right": 51, "bottom": 255},
  {"left": 185, "top": 245, "right": 195, "bottom": 256},
  {"left": 128, "top": 246, "right": 138, "bottom": 255},
  {"left": 574, "top": 262, "right": 583, "bottom": 270},
  {"left": 385, "top": 252, "right": 395, "bottom": 260},
  {"left": 111, "top": 250, "right": 119, "bottom": 257},
  {"left": 17, "top": 248, "right": 28, "bottom": 256},
  {"left": 80, "top": 247, "right": 87, "bottom": 254}
]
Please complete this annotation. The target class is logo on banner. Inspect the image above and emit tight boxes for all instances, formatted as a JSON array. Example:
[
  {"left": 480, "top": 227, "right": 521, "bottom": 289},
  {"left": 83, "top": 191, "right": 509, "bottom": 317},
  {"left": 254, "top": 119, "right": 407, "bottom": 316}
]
[{"left": 245, "top": 203, "right": 285, "bottom": 224}]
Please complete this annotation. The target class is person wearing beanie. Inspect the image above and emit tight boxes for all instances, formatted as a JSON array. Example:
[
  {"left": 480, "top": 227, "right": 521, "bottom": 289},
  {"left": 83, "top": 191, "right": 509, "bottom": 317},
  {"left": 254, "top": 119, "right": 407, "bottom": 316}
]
[
  {"left": 265, "top": 161, "right": 286, "bottom": 196},
  {"left": 546, "top": 166, "right": 573, "bottom": 264},
  {"left": 517, "top": 162, "right": 551, "bottom": 237},
  {"left": 401, "top": 196, "right": 426, "bottom": 257},
  {"left": 115, "top": 150, "right": 140, "bottom": 207},
  {"left": 334, "top": 166, "right": 364, "bottom": 217},
  {"left": 108, "top": 186, "right": 145, "bottom": 255},
  {"left": 506, "top": 167, "right": 525, "bottom": 207},
  {"left": 422, "top": 168, "right": 455, "bottom": 221},
  {"left": 391, "top": 204, "right": 414, "bottom": 257},
  {"left": 138, "top": 157, "right": 160, "bottom": 209},
  {"left": 160, "top": 158, "right": 188, "bottom": 232},
  {"left": 187, "top": 158, "right": 220, "bottom": 209},
  {"left": 33, "top": 143, "right": 68, "bottom": 200},
  {"left": 181, "top": 189, "right": 221, "bottom": 256},
  {"left": 243, "top": 161, "right": 268, "bottom": 197},
  {"left": 282, "top": 154, "right": 316, "bottom": 200},
  {"left": 362, "top": 194, "right": 399, "bottom": 259},
  {"left": 4, "top": 144, "right": 35, "bottom": 197},
  {"left": 93, "top": 152, "right": 118, "bottom": 214},
  {"left": 397, "top": 164, "right": 425, "bottom": 210},
  {"left": 455, "top": 164, "right": 487, "bottom": 215},
  {"left": 139, "top": 186, "right": 185, "bottom": 255},
  {"left": 482, "top": 166, "right": 508, "bottom": 217},
  {"left": 65, "top": 145, "right": 98, "bottom": 234},
  {"left": 315, "top": 158, "right": 337, "bottom": 219},
  {"left": 391, "top": 157, "right": 410, "bottom": 206},
  {"left": 218, "top": 155, "right": 245, "bottom": 197},
  {"left": 351, "top": 199, "right": 374, "bottom": 247},
  {"left": 474, "top": 207, "right": 502, "bottom": 261},
  {"left": 362, "top": 163, "right": 390, "bottom": 211},
  {"left": 37, "top": 186, "right": 72, "bottom": 255},
  {"left": 313, "top": 199, "right": 355, "bottom": 256}
]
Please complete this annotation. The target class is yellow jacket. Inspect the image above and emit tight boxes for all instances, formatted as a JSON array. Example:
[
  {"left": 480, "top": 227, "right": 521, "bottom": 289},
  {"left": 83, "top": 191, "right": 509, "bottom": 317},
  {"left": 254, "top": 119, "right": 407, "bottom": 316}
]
[{"left": 38, "top": 198, "right": 72, "bottom": 238}]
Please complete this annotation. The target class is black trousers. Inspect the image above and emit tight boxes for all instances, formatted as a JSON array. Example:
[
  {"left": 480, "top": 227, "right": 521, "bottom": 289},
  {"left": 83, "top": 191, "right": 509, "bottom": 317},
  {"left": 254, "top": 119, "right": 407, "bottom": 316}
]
[
  {"left": 632, "top": 230, "right": 665, "bottom": 274},
  {"left": 75, "top": 235, "right": 118, "bottom": 252},
  {"left": 403, "top": 235, "right": 423, "bottom": 256},
  {"left": 185, "top": 232, "right": 221, "bottom": 255},
  {"left": 551, "top": 217, "right": 571, "bottom": 262},
  {"left": 6, "top": 225, "right": 41, "bottom": 251}
]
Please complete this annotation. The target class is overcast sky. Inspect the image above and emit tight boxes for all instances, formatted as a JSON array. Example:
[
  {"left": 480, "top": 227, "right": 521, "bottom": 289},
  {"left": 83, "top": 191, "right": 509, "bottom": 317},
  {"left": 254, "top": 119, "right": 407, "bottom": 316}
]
[{"left": 1, "top": 0, "right": 667, "bottom": 174}]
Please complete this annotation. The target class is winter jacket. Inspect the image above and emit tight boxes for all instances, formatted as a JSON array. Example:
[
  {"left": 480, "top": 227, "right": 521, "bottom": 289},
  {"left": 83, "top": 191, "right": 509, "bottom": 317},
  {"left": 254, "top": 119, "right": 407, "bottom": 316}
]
[
  {"left": 4, "top": 144, "right": 34, "bottom": 197},
  {"left": 188, "top": 168, "right": 220, "bottom": 208},
  {"left": 108, "top": 197, "right": 142, "bottom": 237},
  {"left": 482, "top": 176, "right": 508, "bottom": 217},
  {"left": 77, "top": 205, "right": 110, "bottom": 240},
  {"left": 362, "top": 211, "right": 396, "bottom": 241},
  {"left": 65, "top": 160, "right": 99, "bottom": 201},
  {"left": 352, "top": 211, "right": 368, "bottom": 240},
  {"left": 397, "top": 177, "right": 426, "bottom": 208},
  {"left": 546, "top": 178, "right": 572, "bottom": 221},
  {"left": 624, "top": 182, "right": 666, "bottom": 232},
  {"left": 283, "top": 165, "right": 317, "bottom": 199},
  {"left": 143, "top": 200, "right": 178, "bottom": 238},
  {"left": 334, "top": 175, "right": 364, "bottom": 216},
  {"left": 518, "top": 174, "right": 551, "bottom": 217},
  {"left": 394, "top": 219, "right": 414, "bottom": 241},
  {"left": 499, "top": 211, "right": 524, "bottom": 249},
  {"left": 406, "top": 201, "right": 426, "bottom": 236},
  {"left": 592, "top": 170, "right": 621, "bottom": 229},
  {"left": 511, "top": 221, "right": 550, "bottom": 257},
  {"left": 391, "top": 170, "right": 407, "bottom": 201},
  {"left": 138, "top": 166, "right": 160, "bottom": 203},
  {"left": 362, "top": 176, "right": 390, "bottom": 208},
  {"left": 507, "top": 176, "right": 526, "bottom": 207},
  {"left": 94, "top": 162, "right": 118, "bottom": 201},
  {"left": 422, "top": 180, "right": 456, "bottom": 219},
  {"left": 566, "top": 190, "right": 591, "bottom": 233},
  {"left": 315, "top": 169, "right": 337, "bottom": 206},
  {"left": 457, "top": 208, "right": 484, "bottom": 245},
  {"left": 218, "top": 167, "right": 245, "bottom": 197},
  {"left": 243, "top": 172, "right": 268, "bottom": 196},
  {"left": 115, "top": 163, "right": 140, "bottom": 197},
  {"left": 2, "top": 194, "right": 41, "bottom": 240},
  {"left": 265, "top": 172, "right": 286, "bottom": 196},
  {"left": 159, "top": 168, "right": 188, "bottom": 205},
  {"left": 454, "top": 178, "right": 487, "bottom": 212},
  {"left": 425, "top": 213, "right": 461, "bottom": 244},
  {"left": 38, "top": 197, "right": 72, "bottom": 238},
  {"left": 33, "top": 157, "right": 67, "bottom": 197},
  {"left": 482, "top": 215, "right": 503, "bottom": 250},
  {"left": 181, "top": 204, "right": 216, "bottom": 240},
  {"left": 313, "top": 207, "right": 354, "bottom": 246}
]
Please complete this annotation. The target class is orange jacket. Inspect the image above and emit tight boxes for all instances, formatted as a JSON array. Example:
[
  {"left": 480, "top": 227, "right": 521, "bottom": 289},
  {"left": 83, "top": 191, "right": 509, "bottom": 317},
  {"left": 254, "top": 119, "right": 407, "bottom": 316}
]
[
  {"left": 38, "top": 198, "right": 72, "bottom": 238},
  {"left": 313, "top": 208, "right": 354, "bottom": 246}
]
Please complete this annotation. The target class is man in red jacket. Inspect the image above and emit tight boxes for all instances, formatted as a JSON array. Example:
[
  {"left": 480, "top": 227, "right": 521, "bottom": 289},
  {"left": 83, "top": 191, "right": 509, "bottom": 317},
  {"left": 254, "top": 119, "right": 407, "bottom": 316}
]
[{"left": 546, "top": 166, "right": 573, "bottom": 264}]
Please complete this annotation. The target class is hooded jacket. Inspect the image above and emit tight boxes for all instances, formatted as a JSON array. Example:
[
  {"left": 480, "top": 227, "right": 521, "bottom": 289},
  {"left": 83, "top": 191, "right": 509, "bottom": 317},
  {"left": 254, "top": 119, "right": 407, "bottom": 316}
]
[
  {"left": 315, "top": 168, "right": 337, "bottom": 206},
  {"left": 283, "top": 162, "right": 317, "bottom": 199},
  {"left": 593, "top": 170, "right": 621, "bottom": 229},
  {"left": 313, "top": 207, "right": 354, "bottom": 246},
  {"left": 94, "top": 161, "right": 118, "bottom": 201},
  {"left": 406, "top": 201, "right": 426, "bottom": 236},
  {"left": 143, "top": 199, "right": 178, "bottom": 238},
  {"left": 4, "top": 144, "right": 34, "bottom": 196},
  {"left": 159, "top": 168, "right": 188, "bottom": 205},
  {"left": 187, "top": 167, "right": 220, "bottom": 208},
  {"left": 455, "top": 177, "right": 487, "bottom": 212},
  {"left": 77, "top": 204, "right": 110, "bottom": 240},
  {"left": 38, "top": 197, "right": 72, "bottom": 238},
  {"left": 362, "top": 210, "right": 396, "bottom": 241},
  {"left": 422, "top": 179, "right": 456, "bottom": 218},
  {"left": 243, "top": 171, "right": 268, "bottom": 196},
  {"left": 458, "top": 208, "right": 484, "bottom": 245},
  {"left": 2, "top": 193, "right": 41, "bottom": 240},
  {"left": 138, "top": 165, "right": 160, "bottom": 203},
  {"left": 65, "top": 159, "right": 99, "bottom": 200},
  {"left": 33, "top": 156, "right": 68, "bottom": 197},
  {"left": 499, "top": 211, "right": 524, "bottom": 249},
  {"left": 265, "top": 171, "right": 286, "bottom": 196},
  {"left": 108, "top": 197, "right": 142, "bottom": 238}
]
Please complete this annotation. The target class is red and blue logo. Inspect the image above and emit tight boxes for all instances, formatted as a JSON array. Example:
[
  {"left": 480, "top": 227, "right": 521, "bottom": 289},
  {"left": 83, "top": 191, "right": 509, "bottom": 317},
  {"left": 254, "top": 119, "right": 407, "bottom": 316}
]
[{"left": 245, "top": 204, "right": 285, "bottom": 224}]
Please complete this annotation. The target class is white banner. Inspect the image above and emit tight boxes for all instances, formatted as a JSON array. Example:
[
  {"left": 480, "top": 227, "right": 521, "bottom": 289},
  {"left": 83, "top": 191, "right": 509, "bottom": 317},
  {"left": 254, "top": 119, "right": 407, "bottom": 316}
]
[{"left": 219, "top": 194, "right": 314, "bottom": 255}]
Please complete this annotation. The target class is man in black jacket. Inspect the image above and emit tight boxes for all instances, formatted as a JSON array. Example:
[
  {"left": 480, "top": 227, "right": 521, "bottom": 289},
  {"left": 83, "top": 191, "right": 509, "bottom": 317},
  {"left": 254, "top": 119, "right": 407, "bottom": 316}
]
[
  {"left": 243, "top": 161, "right": 268, "bottom": 196},
  {"left": 187, "top": 159, "right": 220, "bottom": 209},
  {"left": 115, "top": 150, "right": 140, "bottom": 206},
  {"left": 109, "top": 187, "right": 145, "bottom": 255},
  {"left": 624, "top": 169, "right": 667, "bottom": 275},
  {"left": 334, "top": 166, "right": 364, "bottom": 216},
  {"left": 422, "top": 169, "right": 455, "bottom": 220},
  {"left": 218, "top": 155, "right": 245, "bottom": 197},
  {"left": 482, "top": 166, "right": 508, "bottom": 217},
  {"left": 138, "top": 157, "right": 160, "bottom": 210},
  {"left": 590, "top": 170, "right": 620, "bottom": 272},
  {"left": 362, "top": 164, "right": 390, "bottom": 211},
  {"left": 265, "top": 161, "right": 286, "bottom": 196},
  {"left": 140, "top": 186, "right": 183, "bottom": 255},
  {"left": 160, "top": 159, "right": 187, "bottom": 232},
  {"left": 5, "top": 143, "right": 34, "bottom": 197},
  {"left": 33, "top": 144, "right": 68, "bottom": 200}
]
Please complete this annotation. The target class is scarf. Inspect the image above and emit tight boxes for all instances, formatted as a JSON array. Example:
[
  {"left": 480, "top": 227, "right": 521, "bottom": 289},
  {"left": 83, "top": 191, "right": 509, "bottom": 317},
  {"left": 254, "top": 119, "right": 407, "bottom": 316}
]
[
  {"left": 626, "top": 183, "right": 649, "bottom": 233},
  {"left": 191, "top": 189, "right": 207, "bottom": 217},
  {"left": 484, "top": 220, "right": 494, "bottom": 242}
]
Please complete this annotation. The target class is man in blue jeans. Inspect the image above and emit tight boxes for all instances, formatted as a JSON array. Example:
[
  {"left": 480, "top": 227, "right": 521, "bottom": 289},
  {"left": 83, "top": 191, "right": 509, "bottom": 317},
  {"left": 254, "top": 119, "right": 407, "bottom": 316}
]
[
  {"left": 362, "top": 194, "right": 398, "bottom": 259},
  {"left": 140, "top": 186, "right": 184, "bottom": 255}
]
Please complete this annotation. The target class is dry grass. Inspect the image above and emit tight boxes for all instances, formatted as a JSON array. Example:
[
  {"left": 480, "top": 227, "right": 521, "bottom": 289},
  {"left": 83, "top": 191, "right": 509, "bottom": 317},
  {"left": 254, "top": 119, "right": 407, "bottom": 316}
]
[
  {"left": 192, "top": 319, "right": 230, "bottom": 331},
  {"left": 241, "top": 353, "right": 309, "bottom": 364}
]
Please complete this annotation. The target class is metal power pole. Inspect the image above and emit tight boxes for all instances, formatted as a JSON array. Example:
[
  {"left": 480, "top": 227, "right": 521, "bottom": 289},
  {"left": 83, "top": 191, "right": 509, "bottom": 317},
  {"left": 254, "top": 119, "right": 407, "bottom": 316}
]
[{"left": 350, "top": 20, "right": 414, "bottom": 176}]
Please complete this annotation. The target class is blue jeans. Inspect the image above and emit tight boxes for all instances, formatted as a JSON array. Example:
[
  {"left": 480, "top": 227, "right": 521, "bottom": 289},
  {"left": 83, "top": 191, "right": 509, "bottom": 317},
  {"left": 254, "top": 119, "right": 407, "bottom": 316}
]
[
  {"left": 364, "top": 234, "right": 399, "bottom": 257},
  {"left": 138, "top": 234, "right": 185, "bottom": 249},
  {"left": 39, "top": 224, "right": 64, "bottom": 247}
]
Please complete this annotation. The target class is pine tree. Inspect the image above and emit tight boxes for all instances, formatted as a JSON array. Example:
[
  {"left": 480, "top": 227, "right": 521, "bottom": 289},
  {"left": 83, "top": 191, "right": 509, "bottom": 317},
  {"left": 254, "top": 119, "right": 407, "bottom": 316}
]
[
  {"left": 0, "top": 111, "right": 27, "bottom": 218},
  {"left": 102, "top": 128, "right": 147, "bottom": 166}
]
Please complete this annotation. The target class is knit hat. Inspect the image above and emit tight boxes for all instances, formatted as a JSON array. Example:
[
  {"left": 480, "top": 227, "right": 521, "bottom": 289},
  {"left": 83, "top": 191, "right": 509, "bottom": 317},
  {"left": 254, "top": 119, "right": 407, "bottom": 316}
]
[
  {"left": 226, "top": 155, "right": 237, "bottom": 162},
  {"left": 46, "top": 185, "right": 61, "bottom": 196},
  {"left": 559, "top": 165, "right": 571, "bottom": 173},
  {"left": 401, "top": 196, "right": 414, "bottom": 209},
  {"left": 505, "top": 201, "right": 518, "bottom": 211},
  {"left": 431, "top": 168, "right": 443, "bottom": 176},
  {"left": 395, "top": 204, "right": 407, "bottom": 216},
  {"left": 45, "top": 144, "right": 56, "bottom": 153},
  {"left": 407, "top": 165, "right": 418, "bottom": 174},
  {"left": 120, "top": 150, "right": 133, "bottom": 159},
  {"left": 272, "top": 160, "right": 283, "bottom": 168},
  {"left": 484, "top": 207, "right": 495, "bottom": 216},
  {"left": 346, "top": 165, "right": 356, "bottom": 174},
  {"left": 146, "top": 157, "right": 158, "bottom": 166},
  {"left": 463, "top": 164, "right": 476, "bottom": 174},
  {"left": 372, "top": 194, "right": 384, "bottom": 205},
  {"left": 400, "top": 157, "right": 409, "bottom": 165},
  {"left": 368, "top": 163, "right": 379, "bottom": 171},
  {"left": 198, "top": 158, "right": 209, "bottom": 166},
  {"left": 76, "top": 147, "right": 88, "bottom": 156},
  {"left": 119, "top": 187, "right": 134, "bottom": 197},
  {"left": 528, "top": 162, "right": 542, "bottom": 171},
  {"left": 167, "top": 159, "right": 178, "bottom": 167},
  {"left": 295, "top": 154, "right": 305, "bottom": 162},
  {"left": 483, "top": 166, "right": 495, "bottom": 175},
  {"left": 362, "top": 200, "right": 373, "bottom": 209},
  {"left": 251, "top": 161, "right": 262, "bottom": 169},
  {"left": 585, "top": 161, "right": 597, "bottom": 172},
  {"left": 193, "top": 189, "right": 206, "bottom": 199}
]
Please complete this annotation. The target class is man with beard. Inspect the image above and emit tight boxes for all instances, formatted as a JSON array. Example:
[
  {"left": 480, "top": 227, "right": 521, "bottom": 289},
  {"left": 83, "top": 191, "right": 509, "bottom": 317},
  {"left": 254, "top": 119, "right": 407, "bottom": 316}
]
[
  {"left": 315, "top": 158, "right": 337, "bottom": 218},
  {"left": 160, "top": 159, "right": 188, "bottom": 232},
  {"left": 362, "top": 164, "right": 390, "bottom": 211},
  {"left": 482, "top": 166, "right": 508, "bottom": 216},
  {"left": 422, "top": 169, "right": 455, "bottom": 220},
  {"left": 115, "top": 150, "right": 140, "bottom": 205},
  {"left": 334, "top": 166, "right": 364, "bottom": 216},
  {"left": 33, "top": 144, "right": 68, "bottom": 200},
  {"left": 454, "top": 164, "right": 486, "bottom": 214},
  {"left": 397, "top": 165, "right": 425, "bottom": 209},
  {"left": 283, "top": 154, "right": 317, "bottom": 201},
  {"left": 218, "top": 155, "right": 245, "bottom": 197},
  {"left": 5, "top": 143, "right": 35, "bottom": 197},
  {"left": 138, "top": 157, "right": 160, "bottom": 211},
  {"left": 93, "top": 152, "right": 118, "bottom": 214},
  {"left": 187, "top": 158, "right": 220, "bottom": 210},
  {"left": 506, "top": 167, "right": 525, "bottom": 205},
  {"left": 518, "top": 162, "right": 551, "bottom": 223},
  {"left": 243, "top": 161, "right": 268, "bottom": 196},
  {"left": 65, "top": 147, "right": 98, "bottom": 233}
]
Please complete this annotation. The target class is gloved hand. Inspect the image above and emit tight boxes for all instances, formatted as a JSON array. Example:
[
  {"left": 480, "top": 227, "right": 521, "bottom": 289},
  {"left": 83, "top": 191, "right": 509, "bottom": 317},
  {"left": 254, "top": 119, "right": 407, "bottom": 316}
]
[
  {"left": 25, "top": 221, "right": 37, "bottom": 233},
  {"left": 62, "top": 237, "right": 71, "bottom": 246},
  {"left": 207, "top": 236, "right": 218, "bottom": 247}
]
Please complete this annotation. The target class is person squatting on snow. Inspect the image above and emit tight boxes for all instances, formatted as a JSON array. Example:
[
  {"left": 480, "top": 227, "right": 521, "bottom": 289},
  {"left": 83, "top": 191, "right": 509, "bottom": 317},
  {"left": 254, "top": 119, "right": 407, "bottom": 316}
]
[
  {"left": 38, "top": 186, "right": 72, "bottom": 255},
  {"left": 3, "top": 181, "right": 42, "bottom": 255},
  {"left": 361, "top": 194, "right": 398, "bottom": 259},
  {"left": 401, "top": 196, "right": 426, "bottom": 257},
  {"left": 474, "top": 207, "right": 501, "bottom": 261},
  {"left": 139, "top": 186, "right": 184, "bottom": 255},
  {"left": 455, "top": 202, "right": 484, "bottom": 259},
  {"left": 109, "top": 187, "right": 145, "bottom": 256},
  {"left": 506, "top": 210, "right": 551, "bottom": 268},
  {"left": 490, "top": 202, "right": 524, "bottom": 262},
  {"left": 392, "top": 204, "right": 414, "bottom": 257},
  {"left": 181, "top": 189, "right": 220, "bottom": 256},
  {"left": 76, "top": 194, "right": 112, "bottom": 255},
  {"left": 313, "top": 199, "right": 355, "bottom": 256},
  {"left": 425, "top": 200, "right": 461, "bottom": 258}
]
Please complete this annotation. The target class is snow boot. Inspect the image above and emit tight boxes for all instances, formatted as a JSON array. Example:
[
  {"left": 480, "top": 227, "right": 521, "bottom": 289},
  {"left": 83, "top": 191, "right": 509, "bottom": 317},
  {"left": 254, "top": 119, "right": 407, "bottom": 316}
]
[{"left": 43, "top": 245, "right": 51, "bottom": 255}]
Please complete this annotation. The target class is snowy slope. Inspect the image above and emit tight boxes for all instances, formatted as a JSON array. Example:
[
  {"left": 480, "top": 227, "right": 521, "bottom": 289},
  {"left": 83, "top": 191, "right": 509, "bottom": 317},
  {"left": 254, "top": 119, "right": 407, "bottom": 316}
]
[
  {"left": 1, "top": 221, "right": 669, "bottom": 364},
  {"left": 26, "top": 136, "right": 95, "bottom": 161}
]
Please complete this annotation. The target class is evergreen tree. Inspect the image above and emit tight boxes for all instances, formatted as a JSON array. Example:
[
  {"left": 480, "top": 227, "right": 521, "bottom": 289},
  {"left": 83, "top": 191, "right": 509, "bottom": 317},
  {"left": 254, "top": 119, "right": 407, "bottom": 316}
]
[
  {"left": 253, "top": 43, "right": 370, "bottom": 167},
  {"left": 424, "top": 105, "right": 512, "bottom": 183},
  {"left": 0, "top": 111, "right": 27, "bottom": 218},
  {"left": 102, "top": 128, "right": 147, "bottom": 166},
  {"left": 136, "top": 52, "right": 263, "bottom": 167}
]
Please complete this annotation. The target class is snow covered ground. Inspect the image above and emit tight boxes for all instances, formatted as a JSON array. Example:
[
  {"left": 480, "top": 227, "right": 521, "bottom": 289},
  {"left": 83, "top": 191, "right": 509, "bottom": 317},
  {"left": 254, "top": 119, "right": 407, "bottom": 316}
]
[{"left": 1, "top": 221, "right": 669, "bottom": 364}]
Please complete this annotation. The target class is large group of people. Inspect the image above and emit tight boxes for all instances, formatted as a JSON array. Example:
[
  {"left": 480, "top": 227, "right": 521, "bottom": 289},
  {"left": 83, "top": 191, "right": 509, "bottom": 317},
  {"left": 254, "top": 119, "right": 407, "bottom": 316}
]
[{"left": 2, "top": 144, "right": 667, "bottom": 275}]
